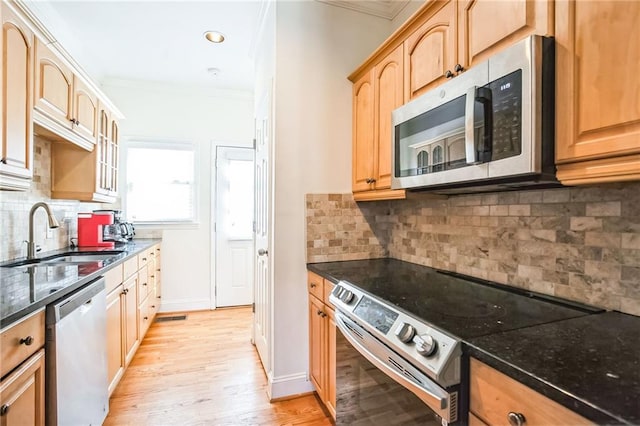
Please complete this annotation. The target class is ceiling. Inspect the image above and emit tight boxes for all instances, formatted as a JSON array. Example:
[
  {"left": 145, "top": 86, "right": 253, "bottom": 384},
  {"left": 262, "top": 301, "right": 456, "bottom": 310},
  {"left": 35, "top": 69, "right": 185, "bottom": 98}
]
[{"left": 27, "top": 0, "right": 407, "bottom": 92}]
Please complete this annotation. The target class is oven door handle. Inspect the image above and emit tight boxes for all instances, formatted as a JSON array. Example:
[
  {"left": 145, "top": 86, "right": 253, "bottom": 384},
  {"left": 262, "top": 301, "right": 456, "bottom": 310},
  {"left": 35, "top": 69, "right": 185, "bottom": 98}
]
[{"left": 335, "top": 312, "right": 453, "bottom": 422}]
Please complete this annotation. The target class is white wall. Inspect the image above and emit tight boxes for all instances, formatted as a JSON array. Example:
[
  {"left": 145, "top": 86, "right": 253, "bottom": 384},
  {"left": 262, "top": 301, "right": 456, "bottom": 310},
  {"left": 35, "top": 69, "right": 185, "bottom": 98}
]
[
  {"left": 101, "top": 79, "right": 253, "bottom": 312},
  {"left": 268, "top": 0, "right": 392, "bottom": 396},
  {"left": 391, "top": 1, "right": 426, "bottom": 31}
]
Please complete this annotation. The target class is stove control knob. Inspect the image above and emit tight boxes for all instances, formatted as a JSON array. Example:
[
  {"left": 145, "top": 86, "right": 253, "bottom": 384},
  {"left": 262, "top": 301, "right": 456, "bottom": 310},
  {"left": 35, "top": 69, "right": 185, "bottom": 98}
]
[
  {"left": 331, "top": 285, "right": 344, "bottom": 298},
  {"left": 413, "top": 334, "right": 438, "bottom": 357},
  {"left": 340, "top": 289, "right": 354, "bottom": 304},
  {"left": 395, "top": 323, "right": 416, "bottom": 343}
]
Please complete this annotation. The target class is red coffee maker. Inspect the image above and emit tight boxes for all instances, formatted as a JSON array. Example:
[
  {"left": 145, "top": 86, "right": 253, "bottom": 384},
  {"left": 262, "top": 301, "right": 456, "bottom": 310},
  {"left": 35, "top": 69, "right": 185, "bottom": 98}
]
[{"left": 77, "top": 212, "right": 116, "bottom": 248}]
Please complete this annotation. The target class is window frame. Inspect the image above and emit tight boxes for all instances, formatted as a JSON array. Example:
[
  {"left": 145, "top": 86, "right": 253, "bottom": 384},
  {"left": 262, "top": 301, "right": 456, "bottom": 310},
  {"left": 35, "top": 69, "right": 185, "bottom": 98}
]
[{"left": 122, "top": 138, "right": 200, "bottom": 227}]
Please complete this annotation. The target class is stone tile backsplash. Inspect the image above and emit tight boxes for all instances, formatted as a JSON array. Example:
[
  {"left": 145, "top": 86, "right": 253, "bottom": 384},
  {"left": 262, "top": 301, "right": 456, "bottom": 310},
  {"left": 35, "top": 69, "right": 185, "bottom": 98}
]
[
  {"left": 306, "top": 183, "right": 640, "bottom": 316},
  {"left": 0, "top": 137, "right": 104, "bottom": 261}
]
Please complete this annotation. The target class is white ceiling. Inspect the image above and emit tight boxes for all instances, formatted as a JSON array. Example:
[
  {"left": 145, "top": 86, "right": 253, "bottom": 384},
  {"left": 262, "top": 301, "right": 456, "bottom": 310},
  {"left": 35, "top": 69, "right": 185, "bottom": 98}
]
[
  {"left": 28, "top": 0, "right": 264, "bottom": 91},
  {"left": 26, "top": 0, "right": 407, "bottom": 91}
]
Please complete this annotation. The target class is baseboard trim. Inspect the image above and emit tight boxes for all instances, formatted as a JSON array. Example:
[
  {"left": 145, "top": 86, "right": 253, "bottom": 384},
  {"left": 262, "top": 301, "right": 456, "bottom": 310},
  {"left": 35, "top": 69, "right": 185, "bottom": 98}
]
[
  {"left": 158, "top": 298, "right": 211, "bottom": 313},
  {"left": 267, "top": 372, "right": 315, "bottom": 400}
]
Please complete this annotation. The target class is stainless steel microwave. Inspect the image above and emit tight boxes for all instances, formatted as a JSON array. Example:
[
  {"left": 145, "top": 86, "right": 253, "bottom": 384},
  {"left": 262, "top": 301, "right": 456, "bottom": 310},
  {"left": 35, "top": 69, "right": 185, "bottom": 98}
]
[{"left": 391, "top": 36, "right": 557, "bottom": 194}]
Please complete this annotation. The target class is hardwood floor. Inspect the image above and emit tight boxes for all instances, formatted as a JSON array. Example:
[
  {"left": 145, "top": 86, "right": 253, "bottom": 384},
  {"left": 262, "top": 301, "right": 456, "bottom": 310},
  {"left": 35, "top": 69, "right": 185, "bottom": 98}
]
[{"left": 105, "top": 307, "right": 332, "bottom": 425}]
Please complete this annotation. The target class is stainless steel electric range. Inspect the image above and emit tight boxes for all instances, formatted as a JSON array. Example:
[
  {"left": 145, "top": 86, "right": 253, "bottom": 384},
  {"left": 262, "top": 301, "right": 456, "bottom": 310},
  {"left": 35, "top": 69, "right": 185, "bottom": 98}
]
[{"left": 322, "top": 259, "right": 599, "bottom": 426}]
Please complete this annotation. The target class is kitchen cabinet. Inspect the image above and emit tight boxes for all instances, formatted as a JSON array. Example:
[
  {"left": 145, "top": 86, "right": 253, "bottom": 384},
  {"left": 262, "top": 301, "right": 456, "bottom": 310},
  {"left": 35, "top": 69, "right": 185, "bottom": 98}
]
[
  {"left": 0, "top": 309, "right": 45, "bottom": 426},
  {"left": 105, "top": 265, "right": 125, "bottom": 396},
  {"left": 0, "top": 349, "right": 45, "bottom": 426},
  {"left": 33, "top": 38, "right": 98, "bottom": 150},
  {"left": 405, "top": 0, "right": 456, "bottom": 100},
  {"left": 50, "top": 103, "right": 120, "bottom": 203},
  {"left": 457, "top": 0, "right": 552, "bottom": 70},
  {"left": 0, "top": 2, "right": 34, "bottom": 191},
  {"left": 469, "top": 357, "right": 593, "bottom": 425},
  {"left": 307, "top": 272, "right": 336, "bottom": 420},
  {"left": 555, "top": 0, "right": 640, "bottom": 185},
  {"left": 123, "top": 268, "right": 139, "bottom": 366},
  {"left": 347, "top": 0, "right": 562, "bottom": 200},
  {"left": 351, "top": 46, "right": 407, "bottom": 201}
]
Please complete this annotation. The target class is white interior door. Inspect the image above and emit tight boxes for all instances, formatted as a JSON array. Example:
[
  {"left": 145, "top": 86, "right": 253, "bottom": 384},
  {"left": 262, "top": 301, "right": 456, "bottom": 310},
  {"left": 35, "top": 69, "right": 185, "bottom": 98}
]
[
  {"left": 253, "top": 88, "right": 272, "bottom": 372},
  {"left": 215, "top": 146, "right": 255, "bottom": 307}
]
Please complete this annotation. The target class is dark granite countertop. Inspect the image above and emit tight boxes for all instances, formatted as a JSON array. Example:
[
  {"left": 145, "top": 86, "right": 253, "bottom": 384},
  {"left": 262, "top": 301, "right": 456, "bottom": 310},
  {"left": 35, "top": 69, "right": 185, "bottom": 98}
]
[
  {"left": 467, "top": 312, "right": 640, "bottom": 425},
  {"left": 308, "top": 258, "right": 639, "bottom": 425},
  {"left": 0, "top": 239, "right": 161, "bottom": 329}
]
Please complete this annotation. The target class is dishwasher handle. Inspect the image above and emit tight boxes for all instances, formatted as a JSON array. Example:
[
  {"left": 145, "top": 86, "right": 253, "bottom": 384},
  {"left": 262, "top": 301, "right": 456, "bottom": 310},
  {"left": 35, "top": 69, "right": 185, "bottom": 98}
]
[{"left": 47, "top": 277, "right": 106, "bottom": 324}]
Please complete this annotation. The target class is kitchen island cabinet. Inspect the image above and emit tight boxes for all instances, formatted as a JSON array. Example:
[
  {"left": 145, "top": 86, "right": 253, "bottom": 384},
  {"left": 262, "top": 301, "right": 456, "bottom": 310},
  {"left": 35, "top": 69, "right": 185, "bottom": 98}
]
[
  {"left": 0, "top": 2, "right": 34, "bottom": 191},
  {"left": 555, "top": 0, "right": 640, "bottom": 185},
  {"left": 307, "top": 271, "right": 336, "bottom": 419}
]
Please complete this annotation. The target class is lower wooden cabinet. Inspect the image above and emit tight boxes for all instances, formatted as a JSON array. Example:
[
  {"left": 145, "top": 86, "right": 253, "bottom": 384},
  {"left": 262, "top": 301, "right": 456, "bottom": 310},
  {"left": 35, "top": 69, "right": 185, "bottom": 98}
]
[
  {"left": 106, "top": 284, "right": 125, "bottom": 396},
  {"left": 469, "top": 357, "right": 593, "bottom": 425},
  {"left": 307, "top": 271, "right": 336, "bottom": 420},
  {"left": 123, "top": 273, "right": 139, "bottom": 366},
  {"left": 0, "top": 349, "right": 45, "bottom": 426}
]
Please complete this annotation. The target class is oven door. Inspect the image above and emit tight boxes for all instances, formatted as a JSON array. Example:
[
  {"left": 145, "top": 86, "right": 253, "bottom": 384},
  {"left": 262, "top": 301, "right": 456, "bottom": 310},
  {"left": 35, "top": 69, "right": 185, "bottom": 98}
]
[{"left": 335, "top": 312, "right": 459, "bottom": 426}]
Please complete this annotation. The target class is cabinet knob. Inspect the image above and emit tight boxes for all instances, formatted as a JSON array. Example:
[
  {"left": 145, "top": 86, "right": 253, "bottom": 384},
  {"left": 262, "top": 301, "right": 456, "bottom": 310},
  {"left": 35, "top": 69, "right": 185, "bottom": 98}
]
[
  {"left": 19, "top": 336, "right": 34, "bottom": 346},
  {"left": 507, "top": 412, "right": 526, "bottom": 426},
  {"left": 0, "top": 404, "right": 8, "bottom": 416},
  {"left": 454, "top": 63, "right": 464, "bottom": 73},
  {"left": 143, "top": 282, "right": 147, "bottom": 286},
  {"left": 310, "top": 283, "right": 317, "bottom": 288},
  {"left": 151, "top": 305, "right": 156, "bottom": 308},
  {"left": 121, "top": 290, "right": 127, "bottom": 296},
  {"left": 0, "top": 158, "right": 6, "bottom": 164},
  {"left": 144, "top": 316, "right": 148, "bottom": 320},
  {"left": 365, "top": 178, "right": 377, "bottom": 184},
  {"left": 445, "top": 70, "right": 454, "bottom": 79}
]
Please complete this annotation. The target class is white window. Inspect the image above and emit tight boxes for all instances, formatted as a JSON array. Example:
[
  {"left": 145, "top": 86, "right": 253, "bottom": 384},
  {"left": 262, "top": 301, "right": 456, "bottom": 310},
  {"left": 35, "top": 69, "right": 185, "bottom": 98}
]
[{"left": 125, "top": 140, "right": 197, "bottom": 223}]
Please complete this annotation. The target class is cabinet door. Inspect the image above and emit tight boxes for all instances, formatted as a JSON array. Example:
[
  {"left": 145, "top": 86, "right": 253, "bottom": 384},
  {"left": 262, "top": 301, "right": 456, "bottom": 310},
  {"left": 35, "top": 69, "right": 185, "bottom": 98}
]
[
  {"left": 109, "top": 119, "right": 120, "bottom": 195},
  {"left": 352, "top": 69, "right": 375, "bottom": 192},
  {"left": 123, "top": 275, "right": 139, "bottom": 366},
  {"left": 34, "top": 38, "right": 73, "bottom": 129},
  {"left": 106, "top": 286, "right": 124, "bottom": 396},
  {"left": 373, "top": 45, "right": 404, "bottom": 190},
  {"left": 555, "top": 0, "right": 640, "bottom": 165},
  {"left": 1, "top": 4, "right": 33, "bottom": 182},
  {"left": 0, "top": 349, "right": 45, "bottom": 426},
  {"left": 405, "top": 0, "right": 456, "bottom": 100},
  {"left": 96, "top": 108, "right": 111, "bottom": 195},
  {"left": 308, "top": 295, "right": 327, "bottom": 401},
  {"left": 72, "top": 76, "right": 98, "bottom": 144},
  {"left": 326, "top": 308, "right": 336, "bottom": 420},
  {"left": 458, "top": 0, "right": 552, "bottom": 69}
]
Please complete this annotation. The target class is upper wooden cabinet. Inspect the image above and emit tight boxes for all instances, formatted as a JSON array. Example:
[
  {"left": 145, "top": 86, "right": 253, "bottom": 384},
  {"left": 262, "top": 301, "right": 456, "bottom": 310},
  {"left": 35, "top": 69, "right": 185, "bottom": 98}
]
[
  {"left": 50, "top": 103, "right": 120, "bottom": 202},
  {"left": 34, "top": 39, "right": 98, "bottom": 150},
  {"left": 352, "top": 46, "right": 407, "bottom": 201},
  {"left": 405, "top": 0, "right": 456, "bottom": 100},
  {"left": 0, "top": 2, "right": 34, "bottom": 190},
  {"left": 457, "top": 0, "right": 553, "bottom": 69},
  {"left": 555, "top": 0, "right": 640, "bottom": 185}
]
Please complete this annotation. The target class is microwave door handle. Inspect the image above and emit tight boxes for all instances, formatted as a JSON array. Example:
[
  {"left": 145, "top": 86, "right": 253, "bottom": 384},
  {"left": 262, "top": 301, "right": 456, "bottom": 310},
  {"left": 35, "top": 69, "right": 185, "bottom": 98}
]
[
  {"left": 465, "top": 86, "right": 478, "bottom": 164},
  {"left": 475, "top": 87, "right": 493, "bottom": 163}
]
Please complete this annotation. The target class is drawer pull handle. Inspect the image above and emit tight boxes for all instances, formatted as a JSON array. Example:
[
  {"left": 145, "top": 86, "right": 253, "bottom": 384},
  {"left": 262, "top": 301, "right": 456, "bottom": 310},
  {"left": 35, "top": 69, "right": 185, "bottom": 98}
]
[
  {"left": 0, "top": 404, "right": 8, "bottom": 416},
  {"left": 507, "top": 412, "right": 526, "bottom": 426},
  {"left": 19, "top": 336, "right": 34, "bottom": 346}
]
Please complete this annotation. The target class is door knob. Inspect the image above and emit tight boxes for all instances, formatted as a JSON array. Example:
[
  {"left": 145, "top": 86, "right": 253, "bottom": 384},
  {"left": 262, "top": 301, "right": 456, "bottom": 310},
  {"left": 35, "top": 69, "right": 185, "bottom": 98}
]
[{"left": 258, "top": 248, "right": 268, "bottom": 256}]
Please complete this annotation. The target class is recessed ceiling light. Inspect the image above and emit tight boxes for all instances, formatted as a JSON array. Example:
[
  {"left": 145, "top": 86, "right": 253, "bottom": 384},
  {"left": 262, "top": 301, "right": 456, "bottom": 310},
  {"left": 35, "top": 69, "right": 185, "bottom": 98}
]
[
  {"left": 207, "top": 67, "right": 221, "bottom": 76},
  {"left": 204, "top": 31, "right": 225, "bottom": 43}
]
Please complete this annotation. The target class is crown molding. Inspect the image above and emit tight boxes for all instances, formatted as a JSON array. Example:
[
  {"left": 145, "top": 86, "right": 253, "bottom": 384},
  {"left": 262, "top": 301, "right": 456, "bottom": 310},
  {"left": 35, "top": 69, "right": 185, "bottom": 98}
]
[{"left": 316, "top": 0, "right": 410, "bottom": 20}]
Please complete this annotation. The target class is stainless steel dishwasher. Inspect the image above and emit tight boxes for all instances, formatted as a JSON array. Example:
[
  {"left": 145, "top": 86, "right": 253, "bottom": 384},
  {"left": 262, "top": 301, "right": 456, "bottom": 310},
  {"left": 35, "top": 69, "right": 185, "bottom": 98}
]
[{"left": 46, "top": 277, "right": 109, "bottom": 426}]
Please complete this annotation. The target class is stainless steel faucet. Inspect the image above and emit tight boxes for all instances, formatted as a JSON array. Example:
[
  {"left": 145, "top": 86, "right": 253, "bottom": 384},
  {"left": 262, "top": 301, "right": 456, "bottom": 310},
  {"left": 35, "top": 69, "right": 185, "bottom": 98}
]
[{"left": 27, "top": 202, "right": 60, "bottom": 259}]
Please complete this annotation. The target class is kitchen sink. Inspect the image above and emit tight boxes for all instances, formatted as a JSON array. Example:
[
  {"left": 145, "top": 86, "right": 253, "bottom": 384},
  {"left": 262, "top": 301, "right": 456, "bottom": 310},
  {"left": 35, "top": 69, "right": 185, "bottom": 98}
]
[{"left": 0, "top": 250, "right": 124, "bottom": 268}]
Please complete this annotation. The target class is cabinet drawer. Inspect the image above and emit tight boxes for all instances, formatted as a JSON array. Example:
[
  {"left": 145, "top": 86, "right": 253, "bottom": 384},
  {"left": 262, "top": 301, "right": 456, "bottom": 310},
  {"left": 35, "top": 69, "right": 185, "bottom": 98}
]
[
  {"left": 104, "top": 264, "right": 123, "bottom": 294},
  {"left": 137, "top": 266, "right": 149, "bottom": 303},
  {"left": 307, "top": 271, "right": 324, "bottom": 300},
  {"left": 138, "top": 248, "right": 154, "bottom": 270},
  {"left": 0, "top": 310, "right": 45, "bottom": 378},
  {"left": 470, "top": 358, "right": 593, "bottom": 426},
  {"left": 123, "top": 256, "right": 138, "bottom": 280}
]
